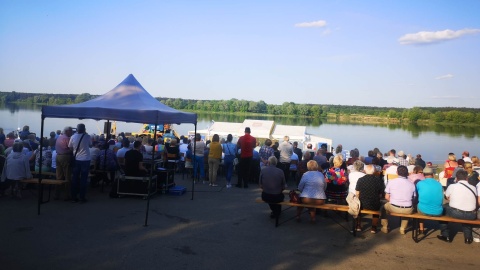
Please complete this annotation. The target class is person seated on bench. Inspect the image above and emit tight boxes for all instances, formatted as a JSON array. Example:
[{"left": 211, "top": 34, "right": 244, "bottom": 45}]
[
  {"left": 296, "top": 160, "right": 327, "bottom": 223},
  {"left": 415, "top": 167, "right": 444, "bottom": 235},
  {"left": 356, "top": 164, "right": 385, "bottom": 233},
  {"left": 437, "top": 169, "right": 478, "bottom": 244},
  {"left": 380, "top": 165, "right": 416, "bottom": 234},
  {"left": 259, "top": 156, "right": 286, "bottom": 219},
  {"left": 1, "top": 142, "right": 33, "bottom": 198},
  {"left": 325, "top": 155, "right": 348, "bottom": 204},
  {"left": 124, "top": 141, "right": 148, "bottom": 177}
]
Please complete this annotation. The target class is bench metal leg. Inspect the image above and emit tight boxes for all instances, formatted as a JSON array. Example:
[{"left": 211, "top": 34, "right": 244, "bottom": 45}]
[{"left": 411, "top": 218, "right": 420, "bottom": 243}]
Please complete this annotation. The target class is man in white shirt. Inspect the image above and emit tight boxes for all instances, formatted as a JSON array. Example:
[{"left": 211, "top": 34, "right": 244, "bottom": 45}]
[
  {"left": 437, "top": 169, "right": 477, "bottom": 244},
  {"left": 278, "top": 136, "right": 293, "bottom": 183},
  {"left": 68, "top": 123, "right": 92, "bottom": 203},
  {"left": 116, "top": 139, "right": 131, "bottom": 167}
]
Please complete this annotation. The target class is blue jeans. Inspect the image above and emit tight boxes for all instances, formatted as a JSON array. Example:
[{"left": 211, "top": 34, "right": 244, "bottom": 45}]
[
  {"left": 193, "top": 155, "right": 205, "bottom": 180},
  {"left": 223, "top": 155, "right": 235, "bottom": 184},
  {"left": 439, "top": 204, "right": 476, "bottom": 239},
  {"left": 71, "top": 160, "right": 90, "bottom": 200}
]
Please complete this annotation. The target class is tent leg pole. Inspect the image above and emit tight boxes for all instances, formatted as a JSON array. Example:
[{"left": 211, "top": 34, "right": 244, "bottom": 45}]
[
  {"left": 191, "top": 124, "right": 197, "bottom": 200},
  {"left": 38, "top": 116, "right": 46, "bottom": 215},
  {"left": 144, "top": 124, "right": 158, "bottom": 227}
]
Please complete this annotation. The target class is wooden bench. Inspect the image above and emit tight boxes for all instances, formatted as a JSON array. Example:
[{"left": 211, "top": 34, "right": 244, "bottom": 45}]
[
  {"left": 21, "top": 178, "right": 68, "bottom": 204},
  {"left": 256, "top": 198, "right": 480, "bottom": 243},
  {"left": 31, "top": 171, "right": 57, "bottom": 178},
  {"left": 21, "top": 178, "right": 67, "bottom": 185}
]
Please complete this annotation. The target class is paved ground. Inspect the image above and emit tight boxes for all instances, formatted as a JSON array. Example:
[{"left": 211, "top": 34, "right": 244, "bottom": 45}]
[{"left": 1, "top": 174, "right": 479, "bottom": 270}]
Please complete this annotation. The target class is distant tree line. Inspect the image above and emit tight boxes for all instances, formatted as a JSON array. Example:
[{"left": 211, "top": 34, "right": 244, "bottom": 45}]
[{"left": 1, "top": 91, "right": 480, "bottom": 124}]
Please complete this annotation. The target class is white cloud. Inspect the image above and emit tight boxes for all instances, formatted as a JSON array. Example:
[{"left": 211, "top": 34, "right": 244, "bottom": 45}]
[
  {"left": 295, "top": 20, "right": 327, "bottom": 28},
  {"left": 435, "top": 74, "right": 454, "bottom": 80},
  {"left": 398, "top": 28, "right": 480, "bottom": 45}
]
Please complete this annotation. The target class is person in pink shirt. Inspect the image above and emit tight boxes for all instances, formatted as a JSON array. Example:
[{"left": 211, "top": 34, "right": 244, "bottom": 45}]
[
  {"left": 380, "top": 166, "right": 416, "bottom": 234},
  {"left": 408, "top": 165, "right": 425, "bottom": 183}
]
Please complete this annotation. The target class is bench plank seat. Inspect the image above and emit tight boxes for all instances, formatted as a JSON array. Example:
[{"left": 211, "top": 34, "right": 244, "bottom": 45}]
[
  {"left": 255, "top": 198, "right": 480, "bottom": 242},
  {"left": 21, "top": 179, "right": 67, "bottom": 185}
]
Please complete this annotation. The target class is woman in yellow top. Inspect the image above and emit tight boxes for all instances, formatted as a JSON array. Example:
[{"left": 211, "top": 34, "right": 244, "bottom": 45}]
[{"left": 208, "top": 134, "right": 223, "bottom": 187}]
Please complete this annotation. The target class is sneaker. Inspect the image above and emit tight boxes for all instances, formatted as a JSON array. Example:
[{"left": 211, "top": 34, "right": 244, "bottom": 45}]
[
  {"left": 381, "top": 227, "right": 388, "bottom": 234},
  {"left": 473, "top": 238, "right": 480, "bottom": 243},
  {"left": 399, "top": 229, "right": 406, "bottom": 235},
  {"left": 212, "top": 184, "right": 218, "bottom": 187}
]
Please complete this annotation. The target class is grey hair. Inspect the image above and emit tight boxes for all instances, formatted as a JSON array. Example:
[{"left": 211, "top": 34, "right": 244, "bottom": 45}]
[
  {"left": 353, "top": 160, "right": 364, "bottom": 172},
  {"left": 268, "top": 156, "right": 278, "bottom": 166}
]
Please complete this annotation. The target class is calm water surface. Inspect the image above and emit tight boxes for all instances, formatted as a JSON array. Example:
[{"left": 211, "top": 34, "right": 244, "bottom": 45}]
[{"left": 1, "top": 104, "right": 479, "bottom": 164}]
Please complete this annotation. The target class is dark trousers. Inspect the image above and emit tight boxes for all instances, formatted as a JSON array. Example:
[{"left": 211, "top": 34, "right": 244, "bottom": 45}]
[
  {"left": 439, "top": 204, "right": 476, "bottom": 239},
  {"left": 262, "top": 192, "right": 285, "bottom": 217},
  {"left": 237, "top": 157, "right": 252, "bottom": 187},
  {"left": 280, "top": 162, "right": 290, "bottom": 183}
]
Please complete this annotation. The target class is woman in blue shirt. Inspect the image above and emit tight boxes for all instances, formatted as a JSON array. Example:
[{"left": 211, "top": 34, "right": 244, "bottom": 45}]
[{"left": 296, "top": 160, "right": 327, "bottom": 223}]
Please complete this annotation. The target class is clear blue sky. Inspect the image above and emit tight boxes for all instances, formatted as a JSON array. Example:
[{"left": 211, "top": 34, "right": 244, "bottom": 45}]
[{"left": 1, "top": 0, "right": 479, "bottom": 108}]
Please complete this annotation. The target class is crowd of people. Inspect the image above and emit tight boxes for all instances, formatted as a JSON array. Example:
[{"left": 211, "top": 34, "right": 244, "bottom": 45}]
[
  {"left": 0, "top": 124, "right": 186, "bottom": 201},
  {"left": 1, "top": 124, "right": 479, "bottom": 244},
  {"left": 257, "top": 137, "right": 480, "bottom": 245}
]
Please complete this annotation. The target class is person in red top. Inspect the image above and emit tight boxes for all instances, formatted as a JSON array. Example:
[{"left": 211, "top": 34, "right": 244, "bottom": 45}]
[{"left": 236, "top": 127, "right": 256, "bottom": 188}]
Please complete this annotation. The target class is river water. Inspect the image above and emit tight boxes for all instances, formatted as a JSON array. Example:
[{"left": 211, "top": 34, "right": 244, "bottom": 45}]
[{"left": 1, "top": 103, "right": 479, "bottom": 164}]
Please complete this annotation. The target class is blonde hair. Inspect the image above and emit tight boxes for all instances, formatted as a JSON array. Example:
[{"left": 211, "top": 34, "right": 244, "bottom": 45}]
[
  {"left": 448, "top": 153, "right": 456, "bottom": 161},
  {"left": 333, "top": 155, "right": 343, "bottom": 168},
  {"left": 471, "top": 156, "right": 479, "bottom": 166},
  {"left": 307, "top": 160, "right": 319, "bottom": 171}
]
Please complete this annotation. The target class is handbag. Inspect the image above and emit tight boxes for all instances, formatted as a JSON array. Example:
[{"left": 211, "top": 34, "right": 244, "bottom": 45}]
[{"left": 289, "top": 189, "right": 300, "bottom": 203}]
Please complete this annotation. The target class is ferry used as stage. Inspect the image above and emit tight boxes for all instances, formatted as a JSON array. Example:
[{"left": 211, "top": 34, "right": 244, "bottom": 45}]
[{"left": 189, "top": 119, "right": 333, "bottom": 152}]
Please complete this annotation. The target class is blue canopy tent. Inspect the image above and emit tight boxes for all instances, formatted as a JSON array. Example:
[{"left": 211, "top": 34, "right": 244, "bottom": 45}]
[{"left": 39, "top": 74, "right": 198, "bottom": 225}]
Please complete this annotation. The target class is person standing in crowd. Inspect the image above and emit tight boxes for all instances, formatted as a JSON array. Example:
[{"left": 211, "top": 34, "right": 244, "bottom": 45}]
[
  {"left": 0, "top": 128, "right": 5, "bottom": 146},
  {"left": 55, "top": 126, "right": 73, "bottom": 201},
  {"left": 208, "top": 134, "right": 222, "bottom": 187},
  {"left": 192, "top": 133, "right": 206, "bottom": 183},
  {"left": 437, "top": 169, "right": 477, "bottom": 244},
  {"left": 380, "top": 165, "right": 416, "bottom": 234},
  {"left": 415, "top": 154, "right": 426, "bottom": 168},
  {"left": 313, "top": 148, "right": 328, "bottom": 169},
  {"left": 19, "top": 125, "right": 30, "bottom": 140},
  {"left": 68, "top": 123, "right": 91, "bottom": 203},
  {"left": 222, "top": 134, "right": 236, "bottom": 188},
  {"left": 304, "top": 143, "right": 315, "bottom": 161},
  {"left": 292, "top": 141, "right": 303, "bottom": 162},
  {"left": 48, "top": 131, "right": 56, "bottom": 151},
  {"left": 259, "top": 156, "right": 286, "bottom": 219},
  {"left": 259, "top": 139, "right": 274, "bottom": 170},
  {"left": 236, "top": 127, "right": 256, "bottom": 188},
  {"left": 278, "top": 136, "right": 293, "bottom": 184}
]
